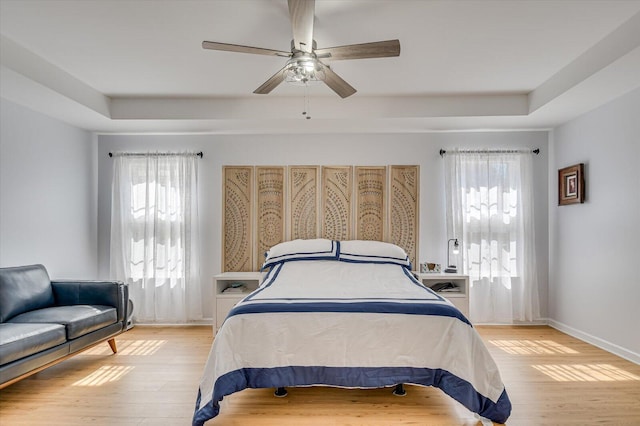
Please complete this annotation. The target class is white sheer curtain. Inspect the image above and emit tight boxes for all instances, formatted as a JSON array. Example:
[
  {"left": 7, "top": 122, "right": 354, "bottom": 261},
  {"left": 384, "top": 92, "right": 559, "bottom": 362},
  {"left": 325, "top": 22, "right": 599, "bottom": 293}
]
[
  {"left": 444, "top": 150, "right": 540, "bottom": 323},
  {"left": 110, "top": 152, "right": 202, "bottom": 323}
]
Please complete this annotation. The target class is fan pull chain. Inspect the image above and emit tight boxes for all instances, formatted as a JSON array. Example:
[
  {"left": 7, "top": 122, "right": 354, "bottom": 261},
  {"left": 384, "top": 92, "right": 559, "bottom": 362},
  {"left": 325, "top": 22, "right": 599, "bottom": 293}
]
[{"left": 302, "top": 84, "right": 311, "bottom": 119}]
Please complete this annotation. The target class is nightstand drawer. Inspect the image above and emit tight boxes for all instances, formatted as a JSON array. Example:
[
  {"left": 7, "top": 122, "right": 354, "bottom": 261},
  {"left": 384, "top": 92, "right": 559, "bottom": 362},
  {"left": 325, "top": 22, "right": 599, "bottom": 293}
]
[
  {"left": 216, "top": 298, "right": 242, "bottom": 330},
  {"left": 443, "top": 296, "right": 468, "bottom": 317}
]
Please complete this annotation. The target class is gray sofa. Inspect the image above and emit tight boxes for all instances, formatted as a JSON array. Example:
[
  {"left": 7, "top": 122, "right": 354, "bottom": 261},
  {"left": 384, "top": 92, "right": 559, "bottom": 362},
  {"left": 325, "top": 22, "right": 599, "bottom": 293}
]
[{"left": 0, "top": 264, "right": 129, "bottom": 388}]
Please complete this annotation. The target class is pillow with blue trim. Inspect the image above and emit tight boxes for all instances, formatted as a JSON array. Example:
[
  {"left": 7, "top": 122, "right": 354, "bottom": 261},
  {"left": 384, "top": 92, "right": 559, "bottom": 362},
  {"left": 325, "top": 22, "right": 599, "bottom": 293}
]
[
  {"left": 262, "top": 238, "right": 339, "bottom": 269},
  {"left": 339, "top": 240, "right": 411, "bottom": 268}
]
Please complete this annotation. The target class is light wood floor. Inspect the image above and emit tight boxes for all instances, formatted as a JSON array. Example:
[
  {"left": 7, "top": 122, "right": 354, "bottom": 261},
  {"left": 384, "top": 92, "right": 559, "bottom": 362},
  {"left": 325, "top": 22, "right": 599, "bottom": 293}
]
[{"left": 1, "top": 325, "right": 638, "bottom": 425}]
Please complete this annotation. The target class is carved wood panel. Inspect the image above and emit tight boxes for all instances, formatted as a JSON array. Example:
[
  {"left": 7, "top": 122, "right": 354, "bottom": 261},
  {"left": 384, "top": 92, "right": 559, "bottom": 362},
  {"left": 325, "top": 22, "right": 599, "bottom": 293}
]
[
  {"left": 321, "top": 166, "right": 352, "bottom": 240},
  {"left": 389, "top": 165, "right": 419, "bottom": 269},
  {"left": 355, "top": 166, "right": 386, "bottom": 241},
  {"left": 256, "top": 167, "right": 285, "bottom": 270},
  {"left": 223, "top": 166, "right": 253, "bottom": 272},
  {"left": 222, "top": 164, "right": 419, "bottom": 272},
  {"left": 289, "top": 166, "right": 319, "bottom": 240}
]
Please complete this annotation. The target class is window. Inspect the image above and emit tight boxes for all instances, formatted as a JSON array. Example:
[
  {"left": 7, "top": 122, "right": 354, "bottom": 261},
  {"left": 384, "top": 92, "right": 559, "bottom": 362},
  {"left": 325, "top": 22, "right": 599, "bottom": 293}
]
[
  {"left": 444, "top": 150, "right": 539, "bottom": 323},
  {"left": 110, "top": 153, "right": 201, "bottom": 323}
]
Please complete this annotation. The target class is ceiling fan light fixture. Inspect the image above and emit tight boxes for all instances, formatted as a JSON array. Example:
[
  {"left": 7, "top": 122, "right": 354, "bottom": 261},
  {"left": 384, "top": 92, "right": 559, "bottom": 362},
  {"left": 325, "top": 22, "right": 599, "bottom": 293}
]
[{"left": 284, "top": 56, "right": 325, "bottom": 85}]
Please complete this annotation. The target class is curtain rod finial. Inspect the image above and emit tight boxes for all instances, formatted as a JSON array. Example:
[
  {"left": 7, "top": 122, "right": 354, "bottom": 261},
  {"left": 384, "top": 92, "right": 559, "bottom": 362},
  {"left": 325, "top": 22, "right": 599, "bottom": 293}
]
[{"left": 439, "top": 149, "right": 446, "bottom": 157}]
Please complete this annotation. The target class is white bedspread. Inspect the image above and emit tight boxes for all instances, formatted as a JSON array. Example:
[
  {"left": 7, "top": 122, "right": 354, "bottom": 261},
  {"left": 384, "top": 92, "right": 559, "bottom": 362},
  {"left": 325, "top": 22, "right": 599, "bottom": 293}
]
[{"left": 193, "top": 260, "right": 511, "bottom": 425}]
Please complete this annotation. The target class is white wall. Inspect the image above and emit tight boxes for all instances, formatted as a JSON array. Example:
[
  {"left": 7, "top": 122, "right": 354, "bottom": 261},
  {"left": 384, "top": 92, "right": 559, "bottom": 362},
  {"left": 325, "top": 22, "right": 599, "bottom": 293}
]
[
  {"left": 549, "top": 88, "right": 640, "bottom": 363},
  {"left": 97, "top": 131, "right": 548, "bottom": 321},
  {"left": 0, "top": 99, "right": 98, "bottom": 279}
]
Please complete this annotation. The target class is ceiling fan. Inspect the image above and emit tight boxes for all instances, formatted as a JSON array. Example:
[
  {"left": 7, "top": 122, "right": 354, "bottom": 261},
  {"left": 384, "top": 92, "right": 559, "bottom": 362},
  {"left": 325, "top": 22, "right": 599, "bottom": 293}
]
[{"left": 202, "top": 0, "right": 400, "bottom": 98}]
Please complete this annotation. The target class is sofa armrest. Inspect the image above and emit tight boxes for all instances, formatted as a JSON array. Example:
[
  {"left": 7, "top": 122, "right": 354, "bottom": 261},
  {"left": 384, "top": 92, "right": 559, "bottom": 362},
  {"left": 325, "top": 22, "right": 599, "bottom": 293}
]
[{"left": 51, "top": 281, "right": 128, "bottom": 323}]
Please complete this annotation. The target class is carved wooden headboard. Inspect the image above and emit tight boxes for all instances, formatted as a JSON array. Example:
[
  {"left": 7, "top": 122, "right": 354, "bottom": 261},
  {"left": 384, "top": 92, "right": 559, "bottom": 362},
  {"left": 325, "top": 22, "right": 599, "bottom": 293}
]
[{"left": 222, "top": 165, "right": 419, "bottom": 272}]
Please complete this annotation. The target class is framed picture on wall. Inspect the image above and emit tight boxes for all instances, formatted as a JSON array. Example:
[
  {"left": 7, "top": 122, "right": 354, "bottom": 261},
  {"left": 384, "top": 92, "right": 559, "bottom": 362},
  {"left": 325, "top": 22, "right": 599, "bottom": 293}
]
[{"left": 558, "top": 163, "right": 585, "bottom": 205}]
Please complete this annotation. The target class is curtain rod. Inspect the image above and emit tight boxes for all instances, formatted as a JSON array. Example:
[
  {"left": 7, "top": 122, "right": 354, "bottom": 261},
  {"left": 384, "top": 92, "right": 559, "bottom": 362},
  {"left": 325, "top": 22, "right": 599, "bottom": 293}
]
[
  {"left": 108, "top": 151, "right": 203, "bottom": 158},
  {"left": 439, "top": 148, "right": 539, "bottom": 157}
]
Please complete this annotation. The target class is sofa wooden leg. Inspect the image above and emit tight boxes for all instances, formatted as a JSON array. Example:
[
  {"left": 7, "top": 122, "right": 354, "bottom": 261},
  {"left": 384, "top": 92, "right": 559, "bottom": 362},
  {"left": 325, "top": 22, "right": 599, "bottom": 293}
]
[{"left": 108, "top": 338, "right": 117, "bottom": 353}]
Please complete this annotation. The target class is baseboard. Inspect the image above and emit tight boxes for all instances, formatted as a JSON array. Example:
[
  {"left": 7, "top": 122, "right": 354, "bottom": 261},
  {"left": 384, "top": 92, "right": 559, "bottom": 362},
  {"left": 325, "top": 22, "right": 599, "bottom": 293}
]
[
  {"left": 547, "top": 319, "right": 640, "bottom": 365},
  {"left": 474, "top": 319, "right": 548, "bottom": 326},
  {"left": 132, "top": 319, "right": 213, "bottom": 327}
]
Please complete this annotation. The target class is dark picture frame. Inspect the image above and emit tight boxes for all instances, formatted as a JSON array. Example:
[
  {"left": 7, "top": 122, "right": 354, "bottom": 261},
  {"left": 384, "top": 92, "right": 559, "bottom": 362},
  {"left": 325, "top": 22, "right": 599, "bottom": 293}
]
[{"left": 558, "top": 163, "right": 585, "bottom": 205}]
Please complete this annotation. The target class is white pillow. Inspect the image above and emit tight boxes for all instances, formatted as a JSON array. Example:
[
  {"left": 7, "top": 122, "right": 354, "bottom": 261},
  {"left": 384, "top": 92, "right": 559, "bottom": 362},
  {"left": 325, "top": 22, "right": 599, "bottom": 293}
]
[
  {"left": 262, "top": 239, "right": 339, "bottom": 269},
  {"left": 338, "top": 240, "right": 411, "bottom": 268}
]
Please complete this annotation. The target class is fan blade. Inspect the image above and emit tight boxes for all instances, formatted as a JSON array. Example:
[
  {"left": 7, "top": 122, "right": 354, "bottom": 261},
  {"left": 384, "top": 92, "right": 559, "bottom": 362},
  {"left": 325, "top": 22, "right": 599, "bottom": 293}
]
[
  {"left": 288, "top": 0, "right": 315, "bottom": 53},
  {"left": 253, "top": 65, "right": 288, "bottom": 94},
  {"left": 315, "top": 39, "right": 400, "bottom": 60},
  {"left": 202, "top": 41, "right": 290, "bottom": 57},
  {"left": 319, "top": 65, "right": 356, "bottom": 98}
]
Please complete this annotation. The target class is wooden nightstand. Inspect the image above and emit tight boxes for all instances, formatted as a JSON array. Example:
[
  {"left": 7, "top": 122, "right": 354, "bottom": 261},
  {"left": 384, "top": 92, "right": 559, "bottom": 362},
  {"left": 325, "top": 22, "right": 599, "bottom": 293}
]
[
  {"left": 213, "top": 272, "right": 262, "bottom": 331},
  {"left": 414, "top": 272, "right": 469, "bottom": 318}
]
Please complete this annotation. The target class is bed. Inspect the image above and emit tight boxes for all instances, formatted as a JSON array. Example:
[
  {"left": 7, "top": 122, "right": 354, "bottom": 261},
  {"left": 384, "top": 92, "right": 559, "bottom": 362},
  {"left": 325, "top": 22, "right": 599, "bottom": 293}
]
[{"left": 193, "top": 239, "right": 511, "bottom": 425}]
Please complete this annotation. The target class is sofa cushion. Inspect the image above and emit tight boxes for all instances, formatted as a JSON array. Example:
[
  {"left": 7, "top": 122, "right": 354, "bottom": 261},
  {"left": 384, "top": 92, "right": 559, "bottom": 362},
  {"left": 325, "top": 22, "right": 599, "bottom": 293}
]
[
  {"left": 0, "top": 323, "right": 67, "bottom": 365},
  {"left": 7, "top": 306, "right": 117, "bottom": 340},
  {"left": 0, "top": 264, "right": 55, "bottom": 322}
]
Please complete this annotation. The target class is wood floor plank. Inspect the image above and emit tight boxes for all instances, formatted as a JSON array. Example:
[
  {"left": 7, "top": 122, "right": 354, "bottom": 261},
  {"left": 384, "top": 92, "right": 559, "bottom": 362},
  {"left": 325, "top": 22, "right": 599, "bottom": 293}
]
[{"left": 1, "top": 325, "right": 638, "bottom": 425}]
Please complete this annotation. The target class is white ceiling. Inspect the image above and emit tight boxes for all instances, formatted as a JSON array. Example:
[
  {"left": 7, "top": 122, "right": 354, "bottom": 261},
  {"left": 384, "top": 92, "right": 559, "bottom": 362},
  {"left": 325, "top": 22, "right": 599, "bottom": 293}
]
[{"left": 1, "top": 0, "right": 639, "bottom": 134}]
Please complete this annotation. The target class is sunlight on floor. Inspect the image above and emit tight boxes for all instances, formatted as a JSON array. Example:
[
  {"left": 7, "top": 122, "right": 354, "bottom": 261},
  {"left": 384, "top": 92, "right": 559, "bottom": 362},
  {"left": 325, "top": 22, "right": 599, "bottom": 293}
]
[
  {"left": 72, "top": 365, "right": 134, "bottom": 386},
  {"left": 489, "top": 339, "right": 579, "bottom": 355},
  {"left": 118, "top": 339, "right": 167, "bottom": 356},
  {"left": 82, "top": 339, "right": 167, "bottom": 356},
  {"left": 532, "top": 363, "right": 640, "bottom": 382}
]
